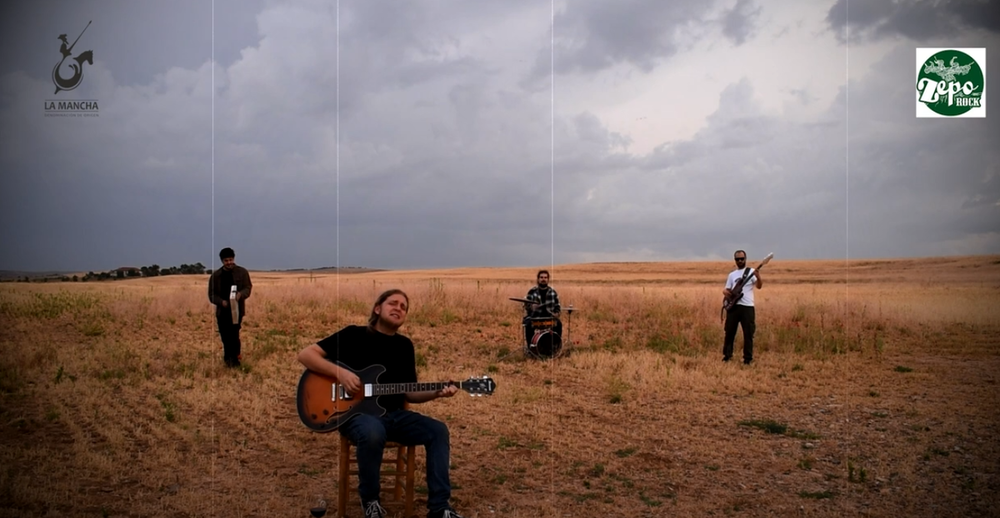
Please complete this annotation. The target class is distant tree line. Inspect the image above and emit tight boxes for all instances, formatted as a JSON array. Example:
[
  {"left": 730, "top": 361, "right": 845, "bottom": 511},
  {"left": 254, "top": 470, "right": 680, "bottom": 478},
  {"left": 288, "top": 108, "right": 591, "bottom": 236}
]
[
  {"left": 8, "top": 262, "right": 210, "bottom": 283},
  {"left": 131, "top": 263, "right": 210, "bottom": 277}
]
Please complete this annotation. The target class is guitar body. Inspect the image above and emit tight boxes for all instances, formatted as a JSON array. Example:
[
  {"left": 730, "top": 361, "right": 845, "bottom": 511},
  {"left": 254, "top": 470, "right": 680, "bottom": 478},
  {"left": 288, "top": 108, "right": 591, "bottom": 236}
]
[
  {"left": 296, "top": 362, "right": 497, "bottom": 433},
  {"left": 722, "top": 274, "right": 749, "bottom": 313},
  {"left": 296, "top": 364, "right": 389, "bottom": 433}
]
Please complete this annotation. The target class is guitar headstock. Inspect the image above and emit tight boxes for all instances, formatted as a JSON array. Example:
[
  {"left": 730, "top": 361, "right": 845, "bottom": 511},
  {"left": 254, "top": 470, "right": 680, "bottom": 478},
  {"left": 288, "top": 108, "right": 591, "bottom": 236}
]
[
  {"left": 760, "top": 252, "right": 774, "bottom": 267},
  {"left": 460, "top": 376, "right": 497, "bottom": 396}
]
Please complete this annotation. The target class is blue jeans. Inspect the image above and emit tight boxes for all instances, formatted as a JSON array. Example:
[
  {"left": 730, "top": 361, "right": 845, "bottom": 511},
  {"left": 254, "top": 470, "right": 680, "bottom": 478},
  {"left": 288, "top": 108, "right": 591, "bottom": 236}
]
[{"left": 339, "top": 409, "right": 452, "bottom": 512}]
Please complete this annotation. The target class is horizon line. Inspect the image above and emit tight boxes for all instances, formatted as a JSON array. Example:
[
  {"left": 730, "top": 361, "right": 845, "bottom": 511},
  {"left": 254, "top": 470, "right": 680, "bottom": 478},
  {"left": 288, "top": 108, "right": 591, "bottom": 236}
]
[{"left": 3, "top": 253, "right": 998, "bottom": 276}]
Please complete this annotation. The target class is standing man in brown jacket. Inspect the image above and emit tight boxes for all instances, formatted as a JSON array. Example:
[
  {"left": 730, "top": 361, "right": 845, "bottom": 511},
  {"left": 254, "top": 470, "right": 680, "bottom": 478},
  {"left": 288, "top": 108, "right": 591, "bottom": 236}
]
[{"left": 208, "top": 247, "right": 252, "bottom": 367}]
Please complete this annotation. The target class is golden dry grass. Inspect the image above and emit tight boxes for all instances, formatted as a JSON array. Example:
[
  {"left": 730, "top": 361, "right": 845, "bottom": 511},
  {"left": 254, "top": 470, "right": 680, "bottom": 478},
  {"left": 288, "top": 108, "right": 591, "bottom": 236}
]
[{"left": 1, "top": 255, "right": 999, "bottom": 517}]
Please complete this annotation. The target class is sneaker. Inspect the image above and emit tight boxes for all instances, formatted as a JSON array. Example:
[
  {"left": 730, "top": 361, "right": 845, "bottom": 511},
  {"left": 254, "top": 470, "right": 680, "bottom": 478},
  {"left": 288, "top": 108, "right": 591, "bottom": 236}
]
[
  {"left": 428, "top": 508, "right": 466, "bottom": 518},
  {"left": 722, "top": 356, "right": 731, "bottom": 363},
  {"left": 363, "top": 500, "right": 386, "bottom": 518}
]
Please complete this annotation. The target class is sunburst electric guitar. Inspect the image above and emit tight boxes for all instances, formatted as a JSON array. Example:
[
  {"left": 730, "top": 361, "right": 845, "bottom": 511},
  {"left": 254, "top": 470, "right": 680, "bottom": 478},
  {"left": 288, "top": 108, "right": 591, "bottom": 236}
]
[{"left": 296, "top": 362, "right": 497, "bottom": 432}]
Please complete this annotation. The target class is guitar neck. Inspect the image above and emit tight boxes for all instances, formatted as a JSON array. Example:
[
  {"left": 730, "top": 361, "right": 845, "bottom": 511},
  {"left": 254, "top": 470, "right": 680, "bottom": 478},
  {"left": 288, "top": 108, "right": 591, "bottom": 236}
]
[
  {"left": 735, "top": 269, "right": 756, "bottom": 288},
  {"left": 368, "top": 381, "right": 458, "bottom": 396},
  {"left": 742, "top": 256, "right": 773, "bottom": 283},
  {"left": 732, "top": 259, "right": 770, "bottom": 291}
]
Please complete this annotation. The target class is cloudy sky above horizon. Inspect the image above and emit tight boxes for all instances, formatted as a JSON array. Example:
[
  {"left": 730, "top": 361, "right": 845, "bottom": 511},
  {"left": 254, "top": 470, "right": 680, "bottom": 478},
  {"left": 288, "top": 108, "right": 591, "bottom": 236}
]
[{"left": 1, "top": 0, "right": 997, "bottom": 272}]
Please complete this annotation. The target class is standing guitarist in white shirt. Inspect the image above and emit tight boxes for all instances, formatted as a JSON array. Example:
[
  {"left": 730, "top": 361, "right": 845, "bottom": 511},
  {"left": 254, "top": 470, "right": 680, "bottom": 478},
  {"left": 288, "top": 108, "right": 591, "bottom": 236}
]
[{"left": 722, "top": 250, "right": 763, "bottom": 365}]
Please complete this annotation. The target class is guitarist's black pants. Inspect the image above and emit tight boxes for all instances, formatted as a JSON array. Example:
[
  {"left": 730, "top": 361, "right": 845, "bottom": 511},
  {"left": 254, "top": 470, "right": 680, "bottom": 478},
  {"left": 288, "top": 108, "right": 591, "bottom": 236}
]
[
  {"left": 340, "top": 410, "right": 452, "bottom": 512},
  {"left": 215, "top": 311, "right": 242, "bottom": 367},
  {"left": 723, "top": 305, "right": 756, "bottom": 363}
]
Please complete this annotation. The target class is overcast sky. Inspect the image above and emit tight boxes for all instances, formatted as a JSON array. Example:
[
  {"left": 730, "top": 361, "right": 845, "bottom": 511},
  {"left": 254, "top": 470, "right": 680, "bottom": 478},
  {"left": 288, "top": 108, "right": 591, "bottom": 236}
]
[{"left": 1, "top": 0, "right": 997, "bottom": 272}]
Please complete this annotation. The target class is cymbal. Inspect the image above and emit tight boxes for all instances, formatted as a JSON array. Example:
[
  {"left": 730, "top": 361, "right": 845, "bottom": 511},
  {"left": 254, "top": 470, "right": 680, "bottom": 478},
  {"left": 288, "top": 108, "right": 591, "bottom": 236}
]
[{"left": 508, "top": 297, "right": 534, "bottom": 304}]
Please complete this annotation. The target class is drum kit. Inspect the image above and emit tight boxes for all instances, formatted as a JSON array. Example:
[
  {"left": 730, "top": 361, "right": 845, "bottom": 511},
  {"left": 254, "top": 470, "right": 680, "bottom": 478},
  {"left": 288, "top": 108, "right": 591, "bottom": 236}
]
[{"left": 508, "top": 297, "right": 575, "bottom": 359}]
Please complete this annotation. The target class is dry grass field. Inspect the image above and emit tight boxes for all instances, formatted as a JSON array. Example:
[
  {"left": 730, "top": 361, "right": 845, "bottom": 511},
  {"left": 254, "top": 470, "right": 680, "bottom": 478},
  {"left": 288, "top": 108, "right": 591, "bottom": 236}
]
[{"left": 1, "top": 255, "right": 999, "bottom": 517}]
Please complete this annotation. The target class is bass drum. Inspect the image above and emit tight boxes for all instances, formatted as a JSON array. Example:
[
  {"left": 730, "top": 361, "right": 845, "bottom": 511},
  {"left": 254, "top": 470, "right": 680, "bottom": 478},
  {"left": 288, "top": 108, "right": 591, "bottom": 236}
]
[{"left": 529, "top": 329, "right": 562, "bottom": 359}]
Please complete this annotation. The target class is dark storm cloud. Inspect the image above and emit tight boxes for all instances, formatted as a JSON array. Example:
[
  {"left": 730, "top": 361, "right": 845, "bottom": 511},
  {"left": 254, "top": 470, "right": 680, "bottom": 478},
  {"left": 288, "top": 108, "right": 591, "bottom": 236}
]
[
  {"left": 1, "top": 0, "right": 997, "bottom": 272},
  {"left": 826, "top": 0, "right": 1000, "bottom": 42},
  {"left": 522, "top": 0, "right": 719, "bottom": 87},
  {"left": 721, "top": 0, "right": 762, "bottom": 45},
  {"left": 837, "top": 43, "right": 999, "bottom": 256},
  {"left": 551, "top": 78, "right": 850, "bottom": 262}
]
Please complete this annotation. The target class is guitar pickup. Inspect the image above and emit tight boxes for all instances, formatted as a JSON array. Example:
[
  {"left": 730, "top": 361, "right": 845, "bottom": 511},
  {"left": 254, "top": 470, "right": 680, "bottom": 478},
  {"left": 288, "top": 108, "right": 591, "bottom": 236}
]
[
  {"left": 337, "top": 386, "right": 353, "bottom": 401},
  {"left": 336, "top": 384, "right": 374, "bottom": 400}
]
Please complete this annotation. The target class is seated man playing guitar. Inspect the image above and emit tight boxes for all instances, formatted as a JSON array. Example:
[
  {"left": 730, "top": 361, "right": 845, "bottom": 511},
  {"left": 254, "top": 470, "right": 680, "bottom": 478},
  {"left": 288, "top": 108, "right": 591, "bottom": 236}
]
[{"left": 296, "top": 289, "right": 468, "bottom": 518}]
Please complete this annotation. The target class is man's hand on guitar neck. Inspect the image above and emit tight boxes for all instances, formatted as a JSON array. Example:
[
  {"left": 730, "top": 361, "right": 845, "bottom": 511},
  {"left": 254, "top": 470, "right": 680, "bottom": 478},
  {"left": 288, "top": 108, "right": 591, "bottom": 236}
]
[
  {"left": 437, "top": 384, "right": 459, "bottom": 398},
  {"left": 406, "top": 383, "right": 459, "bottom": 404}
]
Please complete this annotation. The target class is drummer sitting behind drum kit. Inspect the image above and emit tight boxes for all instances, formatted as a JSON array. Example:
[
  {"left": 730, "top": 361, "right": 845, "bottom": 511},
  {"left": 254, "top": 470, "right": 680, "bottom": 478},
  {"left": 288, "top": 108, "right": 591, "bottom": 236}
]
[{"left": 521, "top": 270, "right": 563, "bottom": 356}]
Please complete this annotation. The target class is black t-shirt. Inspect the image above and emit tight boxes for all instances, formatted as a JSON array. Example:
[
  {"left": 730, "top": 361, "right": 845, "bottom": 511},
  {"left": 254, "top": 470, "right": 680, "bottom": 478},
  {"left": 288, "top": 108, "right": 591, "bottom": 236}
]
[
  {"left": 316, "top": 325, "right": 417, "bottom": 413},
  {"left": 220, "top": 268, "right": 235, "bottom": 293}
]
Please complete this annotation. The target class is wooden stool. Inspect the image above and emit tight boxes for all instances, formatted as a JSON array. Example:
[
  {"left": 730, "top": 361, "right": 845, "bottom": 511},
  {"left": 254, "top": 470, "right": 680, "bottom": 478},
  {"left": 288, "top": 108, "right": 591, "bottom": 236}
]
[{"left": 338, "top": 434, "right": 416, "bottom": 517}]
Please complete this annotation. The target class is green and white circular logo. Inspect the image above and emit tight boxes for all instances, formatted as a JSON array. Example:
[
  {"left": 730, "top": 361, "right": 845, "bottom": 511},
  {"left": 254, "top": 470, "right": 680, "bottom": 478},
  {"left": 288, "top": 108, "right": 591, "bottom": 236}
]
[{"left": 915, "top": 48, "right": 986, "bottom": 118}]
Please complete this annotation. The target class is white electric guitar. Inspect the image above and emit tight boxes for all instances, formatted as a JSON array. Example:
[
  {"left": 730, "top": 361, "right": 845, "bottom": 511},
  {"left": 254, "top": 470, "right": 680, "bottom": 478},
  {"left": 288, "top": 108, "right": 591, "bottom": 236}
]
[{"left": 230, "top": 286, "right": 240, "bottom": 324}]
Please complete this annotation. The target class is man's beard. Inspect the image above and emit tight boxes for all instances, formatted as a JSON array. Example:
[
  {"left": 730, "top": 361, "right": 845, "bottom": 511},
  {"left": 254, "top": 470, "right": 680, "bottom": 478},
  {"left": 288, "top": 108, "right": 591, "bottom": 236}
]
[{"left": 378, "top": 315, "right": 402, "bottom": 331}]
